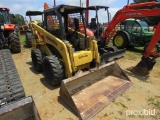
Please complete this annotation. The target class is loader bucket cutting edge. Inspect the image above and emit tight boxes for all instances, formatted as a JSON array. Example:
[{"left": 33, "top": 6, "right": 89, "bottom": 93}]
[{"left": 59, "top": 61, "right": 132, "bottom": 120}]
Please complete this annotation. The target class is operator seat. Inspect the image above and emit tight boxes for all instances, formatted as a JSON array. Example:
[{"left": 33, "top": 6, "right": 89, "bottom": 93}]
[
  {"left": 70, "top": 18, "right": 80, "bottom": 51},
  {"left": 90, "top": 18, "right": 97, "bottom": 29}
]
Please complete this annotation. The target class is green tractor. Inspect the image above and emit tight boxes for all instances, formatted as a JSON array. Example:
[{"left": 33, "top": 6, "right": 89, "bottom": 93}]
[
  {"left": 112, "top": 18, "right": 158, "bottom": 49},
  {"left": 25, "top": 10, "right": 43, "bottom": 48}
]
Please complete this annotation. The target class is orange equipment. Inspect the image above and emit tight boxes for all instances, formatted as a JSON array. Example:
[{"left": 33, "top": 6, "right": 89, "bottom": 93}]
[
  {"left": 128, "top": 23, "right": 160, "bottom": 75},
  {"left": 0, "top": 7, "right": 21, "bottom": 52},
  {"left": 44, "top": 3, "right": 54, "bottom": 29}
]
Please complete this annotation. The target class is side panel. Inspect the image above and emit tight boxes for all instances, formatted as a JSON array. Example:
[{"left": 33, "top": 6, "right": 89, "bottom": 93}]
[{"left": 73, "top": 51, "right": 93, "bottom": 66}]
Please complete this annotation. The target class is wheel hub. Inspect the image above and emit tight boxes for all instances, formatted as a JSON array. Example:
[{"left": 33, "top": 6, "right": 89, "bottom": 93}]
[{"left": 115, "top": 36, "right": 124, "bottom": 46}]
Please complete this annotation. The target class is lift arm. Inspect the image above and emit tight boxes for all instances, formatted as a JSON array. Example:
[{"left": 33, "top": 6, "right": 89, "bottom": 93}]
[{"left": 144, "top": 23, "right": 160, "bottom": 58}]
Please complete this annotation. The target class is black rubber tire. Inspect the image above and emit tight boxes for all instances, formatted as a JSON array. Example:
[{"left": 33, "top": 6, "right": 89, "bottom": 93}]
[
  {"left": 0, "top": 38, "right": 3, "bottom": 50},
  {"left": 144, "top": 43, "right": 160, "bottom": 53},
  {"left": 113, "top": 32, "right": 129, "bottom": 49},
  {"left": 8, "top": 31, "right": 21, "bottom": 53},
  {"left": 0, "top": 49, "right": 25, "bottom": 106},
  {"left": 26, "top": 32, "right": 33, "bottom": 48},
  {"left": 31, "top": 49, "right": 43, "bottom": 72},
  {"left": 43, "top": 56, "right": 64, "bottom": 86}
]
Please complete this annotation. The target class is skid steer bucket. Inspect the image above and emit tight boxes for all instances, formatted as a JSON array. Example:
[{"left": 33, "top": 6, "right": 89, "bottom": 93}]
[
  {"left": 0, "top": 96, "right": 40, "bottom": 120},
  {"left": 60, "top": 61, "right": 132, "bottom": 120}
]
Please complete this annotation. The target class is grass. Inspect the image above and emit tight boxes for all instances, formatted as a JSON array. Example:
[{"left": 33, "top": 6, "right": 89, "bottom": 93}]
[
  {"left": 115, "top": 102, "right": 119, "bottom": 105},
  {"left": 147, "top": 97, "right": 160, "bottom": 109},
  {"left": 19, "top": 33, "right": 26, "bottom": 46},
  {"left": 156, "top": 59, "right": 160, "bottom": 66},
  {"left": 155, "top": 101, "right": 160, "bottom": 109},
  {"left": 126, "top": 97, "right": 131, "bottom": 101},
  {"left": 148, "top": 97, "right": 155, "bottom": 102},
  {"left": 134, "top": 47, "right": 144, "bottom": 51},
  {"left": 126, "top": 52, "right": 138, "bottom": 60},
  {"left": 118, "top": 111, "right": 123, "bottom": 115},
  {"left": 119, "top": 102, "right": 128, "bottom": 109}
]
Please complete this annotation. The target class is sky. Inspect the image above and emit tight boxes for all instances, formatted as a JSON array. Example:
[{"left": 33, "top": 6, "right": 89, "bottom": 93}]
[{"left": 0, "top": 0, "right": 134, "bottom": 23}]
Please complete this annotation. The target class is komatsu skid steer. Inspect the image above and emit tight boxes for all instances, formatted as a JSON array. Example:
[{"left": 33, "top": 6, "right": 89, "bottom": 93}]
[{"left": 30, "top": 5, "right": 132, "bottom": 120}]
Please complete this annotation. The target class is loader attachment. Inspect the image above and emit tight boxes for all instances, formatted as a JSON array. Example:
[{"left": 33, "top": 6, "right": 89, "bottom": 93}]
[
  {"left": 60, "top": 61, "right": 132, "bottom": 120},
  {"left": 127, "top": 57, "right": 156, "bottom": 75},
  {"left": 0, "top": 96, "right": 40, "bottom": 120}
]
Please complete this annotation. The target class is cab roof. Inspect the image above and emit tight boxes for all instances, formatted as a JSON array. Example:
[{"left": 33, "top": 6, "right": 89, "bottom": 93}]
[
  {"left": 44, "top": 4, "right": 86, "bottom": 15},
  {"left": 26, "top": 11, "right": 43, "bottom": 16},
  {"left": 0, "top": 7, "right": 10, "bottom": 11},
  {"left": 87, "top": 6, "right": 109, "bottom": 10}
]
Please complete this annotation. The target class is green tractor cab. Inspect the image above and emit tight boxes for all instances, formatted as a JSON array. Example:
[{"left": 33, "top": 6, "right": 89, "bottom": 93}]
[{"left": 113, "top": 18, "right": 154, "bottom": 49}]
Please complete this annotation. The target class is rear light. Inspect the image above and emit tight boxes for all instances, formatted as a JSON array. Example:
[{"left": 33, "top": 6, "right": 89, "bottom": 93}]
[{"left": 1, "top": 25, "right": 4, "bottom": 30}]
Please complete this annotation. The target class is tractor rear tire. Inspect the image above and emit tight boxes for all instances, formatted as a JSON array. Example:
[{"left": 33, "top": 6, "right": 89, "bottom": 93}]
[
  {"left": 0, "top": 38, "right": 3, "bottom": 50},
  {"left": 113, "top": 32, "right": 129, "bottom": 49},
  {"left": 144, "top": 43, "right": 160, "bottom": 54},
  {"left": 31, "top": 49, "right": 43, "bottom": 72},
  {"left": 26, "top": 32, "right": 33, "bottom": 48},
  {"left": 43, "top": 56, "right": 64, "bottom": 86},
  {"left": 8, "top": 31, "right": 21, "bottom": 53}
]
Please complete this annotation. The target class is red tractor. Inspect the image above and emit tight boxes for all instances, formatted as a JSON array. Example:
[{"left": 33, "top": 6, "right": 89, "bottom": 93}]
[
  {"left": 0, "top": 7, "right": 21, "bottom": 52},
  {"left": 86, "top": 2, "right": 160, "bottom": 75}
]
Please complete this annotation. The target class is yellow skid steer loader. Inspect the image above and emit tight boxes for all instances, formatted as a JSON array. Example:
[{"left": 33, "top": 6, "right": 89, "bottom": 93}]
[{"left": 29, "top": 5, "right": 132, "bottom": 120}]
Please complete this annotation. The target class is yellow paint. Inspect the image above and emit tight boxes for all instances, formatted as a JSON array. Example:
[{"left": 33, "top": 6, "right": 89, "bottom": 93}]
[
  {"left": 31, "top": 22, "right": 73, "bottom": 77},
  {"left": 114, "top": 35, "right": 124, "bottom": 46},
  {"left": 73, "top": 51, "right": 93, "bottom": 66},
  {"left": 30, "top": 22, "right": 101, "bottom": 78}
]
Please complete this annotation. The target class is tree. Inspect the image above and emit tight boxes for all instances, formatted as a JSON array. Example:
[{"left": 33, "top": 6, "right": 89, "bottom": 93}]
[{"left": 9, "top": 14, "right": 25, "bottom": 25}]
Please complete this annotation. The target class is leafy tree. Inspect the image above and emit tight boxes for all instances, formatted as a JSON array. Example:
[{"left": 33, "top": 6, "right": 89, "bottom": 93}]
[{"left": 9, "top": 13, "right": 25, "bottom": 25}]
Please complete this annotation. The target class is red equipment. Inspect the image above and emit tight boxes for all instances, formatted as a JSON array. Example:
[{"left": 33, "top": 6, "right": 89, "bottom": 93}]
[
  {"left": 101, "top": 2, "right": 160, "bottom": 44},
  {"left": 0, "top": 7, "right": 21, "bottom": 52},
  {"left": 97, "top": 1, "right": 160, "bottom": 75}
]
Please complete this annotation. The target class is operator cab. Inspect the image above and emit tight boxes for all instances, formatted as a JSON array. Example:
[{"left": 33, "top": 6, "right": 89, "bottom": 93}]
[
  {"left": 43, "top": 5, "right": 87, "bottom": 51},
  {"left": 89, "top": 18, "right": 97, "bottom": 29},
  {"left": 87, "top": 6, "right": 110, "bottom": 41},
  {"left": 26, "top": 10, "right": 43, "bottom": 28},
  {"left": 0, "top": 7, "right": 11, "bottom": 24}
]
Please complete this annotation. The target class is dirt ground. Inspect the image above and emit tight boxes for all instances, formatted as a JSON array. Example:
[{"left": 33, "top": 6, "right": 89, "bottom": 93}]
[{"left": 12, "top": 47, "right": 160, "bottom": 120}]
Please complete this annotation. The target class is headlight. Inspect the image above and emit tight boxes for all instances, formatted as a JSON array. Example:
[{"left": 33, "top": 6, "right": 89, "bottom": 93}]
[
  {"left": 1, "top": 25, "right": 4, "bottom": 30},
  {"left": 60, "top": 7, "right": 65, "bottom": 12}
]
